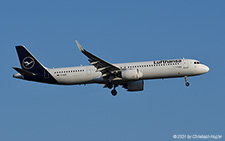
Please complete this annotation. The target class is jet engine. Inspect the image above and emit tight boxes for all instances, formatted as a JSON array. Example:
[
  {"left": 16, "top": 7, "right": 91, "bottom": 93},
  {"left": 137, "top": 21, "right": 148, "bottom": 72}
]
[
  {"left": 121, "top": 69, "right": 143, "bottom": 80},
  {"left": 123, "top": 80, "right": 144, "bottom": 91}
]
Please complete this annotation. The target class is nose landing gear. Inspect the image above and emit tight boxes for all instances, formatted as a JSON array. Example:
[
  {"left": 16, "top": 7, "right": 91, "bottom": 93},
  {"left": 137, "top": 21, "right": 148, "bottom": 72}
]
[{"left": 184, "top": 76, "right": 190, "bottom": 86}]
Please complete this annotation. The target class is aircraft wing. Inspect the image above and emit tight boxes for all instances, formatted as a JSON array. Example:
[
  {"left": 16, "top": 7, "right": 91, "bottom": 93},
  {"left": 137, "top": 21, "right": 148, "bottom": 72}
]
[{"left": 75, "top": 40, "right": 120, "bottom": 77}]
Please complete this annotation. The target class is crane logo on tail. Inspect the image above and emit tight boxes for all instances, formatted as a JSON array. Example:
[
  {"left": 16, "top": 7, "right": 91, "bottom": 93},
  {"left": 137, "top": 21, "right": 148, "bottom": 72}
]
[{"left": 22, "top": 57, "right": 35, "bottom": 69}]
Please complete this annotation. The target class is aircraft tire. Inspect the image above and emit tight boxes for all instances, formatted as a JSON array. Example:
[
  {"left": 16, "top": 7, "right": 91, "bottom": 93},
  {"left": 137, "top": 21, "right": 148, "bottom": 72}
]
[
  {"left": 185, "top": 82, "right": 190, "bottom": 87},
  {"left": 111, "top": 89, "right": 117, "bottom": 96}
]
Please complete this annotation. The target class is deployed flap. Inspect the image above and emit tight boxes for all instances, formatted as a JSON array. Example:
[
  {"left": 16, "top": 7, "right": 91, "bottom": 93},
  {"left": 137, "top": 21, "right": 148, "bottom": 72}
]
[
  {"left": 13, "top": 67, "right": 36, "bottom": 77},
  {"left": 75, "top": 40, "right": 120, "bottom": 77}
]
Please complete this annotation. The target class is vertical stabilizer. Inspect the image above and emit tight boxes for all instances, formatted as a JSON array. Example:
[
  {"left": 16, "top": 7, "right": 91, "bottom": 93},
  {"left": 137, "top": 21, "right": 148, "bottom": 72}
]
[
  {"left": 14, "top": 45, "right": 58, "bottom": 84},
  {"left": 16, "top": 45, "right": 46, "bottom": 72}
]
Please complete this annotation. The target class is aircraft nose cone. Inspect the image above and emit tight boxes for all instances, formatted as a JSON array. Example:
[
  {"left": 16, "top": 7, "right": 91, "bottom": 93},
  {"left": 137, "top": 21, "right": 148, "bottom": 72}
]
[{"left": 203, "top": 65, "right": 210, "bottom": 73}]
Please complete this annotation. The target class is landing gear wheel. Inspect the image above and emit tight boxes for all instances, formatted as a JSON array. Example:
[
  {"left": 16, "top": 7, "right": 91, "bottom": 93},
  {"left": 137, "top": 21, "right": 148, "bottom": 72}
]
[
  {"left": 111, "top": 89, "right": 117, "bottom": 96},
  {"left": 185, "top": 82, "right": 190, "bottom": 86},
  {"left": 184, "top": 76, "right": 190, "bottom": 87}
]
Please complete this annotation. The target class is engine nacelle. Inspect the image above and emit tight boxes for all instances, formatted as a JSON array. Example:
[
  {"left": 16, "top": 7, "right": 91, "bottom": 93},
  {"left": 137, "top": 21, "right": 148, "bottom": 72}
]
[
  {"left": 124, "top": 80, "right": 144, "bottom": 91},
  {"left": 121, "top": 69, "right": 143, "bottom": 80}
]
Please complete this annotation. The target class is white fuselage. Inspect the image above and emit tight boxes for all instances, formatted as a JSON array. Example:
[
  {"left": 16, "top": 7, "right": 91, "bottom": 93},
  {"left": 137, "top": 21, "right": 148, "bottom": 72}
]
[
  {"left": 46, "top": 59, "right": 209, "bottom": 85},
  {"left": 13, "top": 44, "right": 210, "bottom": 95}
]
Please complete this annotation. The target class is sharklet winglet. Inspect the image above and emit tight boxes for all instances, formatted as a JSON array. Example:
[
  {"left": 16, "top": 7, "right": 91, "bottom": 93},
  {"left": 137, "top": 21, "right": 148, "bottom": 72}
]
[{"left": 75, "top": 40, "right": 85, "bottom": 52}]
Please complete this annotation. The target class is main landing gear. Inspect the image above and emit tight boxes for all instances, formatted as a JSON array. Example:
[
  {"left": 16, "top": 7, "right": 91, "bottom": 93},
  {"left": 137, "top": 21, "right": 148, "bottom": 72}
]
[
  {"left": 111, "top": 89, "right": 117, "bottom": 96},
  {"left": 184, "top": 76, "right": 190, "bottom": 86},
  {"left": 111, "top": 84, "right": 118, "bottom": 96},
  {"left": 104, "top": 83, "right": 119, "bottom": 96},
  {"left": 104, "top": 83, "right": 113, "bottom": 89},
  {"left": 104, "top": 83, "right": 118, "bottom": 96}
]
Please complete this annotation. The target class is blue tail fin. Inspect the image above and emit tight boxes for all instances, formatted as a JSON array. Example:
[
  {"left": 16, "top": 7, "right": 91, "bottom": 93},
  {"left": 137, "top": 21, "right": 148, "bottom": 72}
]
[
  {"left": 16, "top": 45, "right": 46, "bottom": 73},
  {"left": 14, "top": 45, "right": 58, "bottom": 84}
]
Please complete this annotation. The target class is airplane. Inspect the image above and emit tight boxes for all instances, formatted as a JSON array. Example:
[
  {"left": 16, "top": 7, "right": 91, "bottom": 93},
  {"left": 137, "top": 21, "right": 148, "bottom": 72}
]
[{"left": 13, "top": 41, "right": 210, "bottom": 96}]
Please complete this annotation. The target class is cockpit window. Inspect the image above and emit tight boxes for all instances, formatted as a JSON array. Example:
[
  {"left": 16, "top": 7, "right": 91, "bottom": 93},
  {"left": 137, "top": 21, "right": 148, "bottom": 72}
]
[{"left": 194, "top": 62, "right": 201, "bottom": 64}]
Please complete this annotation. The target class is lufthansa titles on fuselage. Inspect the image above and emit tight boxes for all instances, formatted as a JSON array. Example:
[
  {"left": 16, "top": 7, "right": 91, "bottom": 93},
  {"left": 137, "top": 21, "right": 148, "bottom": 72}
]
[{"left": 153, "top": 59, "right": 182, "bottom": 65}]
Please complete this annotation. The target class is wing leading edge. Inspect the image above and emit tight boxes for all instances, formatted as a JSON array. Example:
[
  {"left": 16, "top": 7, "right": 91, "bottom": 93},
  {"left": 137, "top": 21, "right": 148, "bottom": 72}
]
[{"left": 75, "top": 40, "right": 120, "bottom": 77}]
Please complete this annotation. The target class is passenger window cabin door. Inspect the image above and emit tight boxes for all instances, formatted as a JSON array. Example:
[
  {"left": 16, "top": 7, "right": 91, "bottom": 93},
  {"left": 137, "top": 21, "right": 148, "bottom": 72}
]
[
  {"left": 86, "top": 68, "right": 92, "bottom": 75},
  {"left": 44, "top": 70, "right": 49, "bottom": 79},
  {"left": 183, "top": 59, "right": 189, "bottom": 69}
]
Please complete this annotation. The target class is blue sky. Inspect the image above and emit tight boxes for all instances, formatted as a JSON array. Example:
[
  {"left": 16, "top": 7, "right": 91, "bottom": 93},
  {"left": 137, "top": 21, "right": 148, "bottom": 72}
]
[{"left": 1, "top": 0, "right": 225, "bottom": 140}]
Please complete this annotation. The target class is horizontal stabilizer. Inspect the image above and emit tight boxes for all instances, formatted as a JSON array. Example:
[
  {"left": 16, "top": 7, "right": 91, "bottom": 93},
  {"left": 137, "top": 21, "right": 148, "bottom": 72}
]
[{"left": 13, "top": 67, "right": 36, "bottom": 77}]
